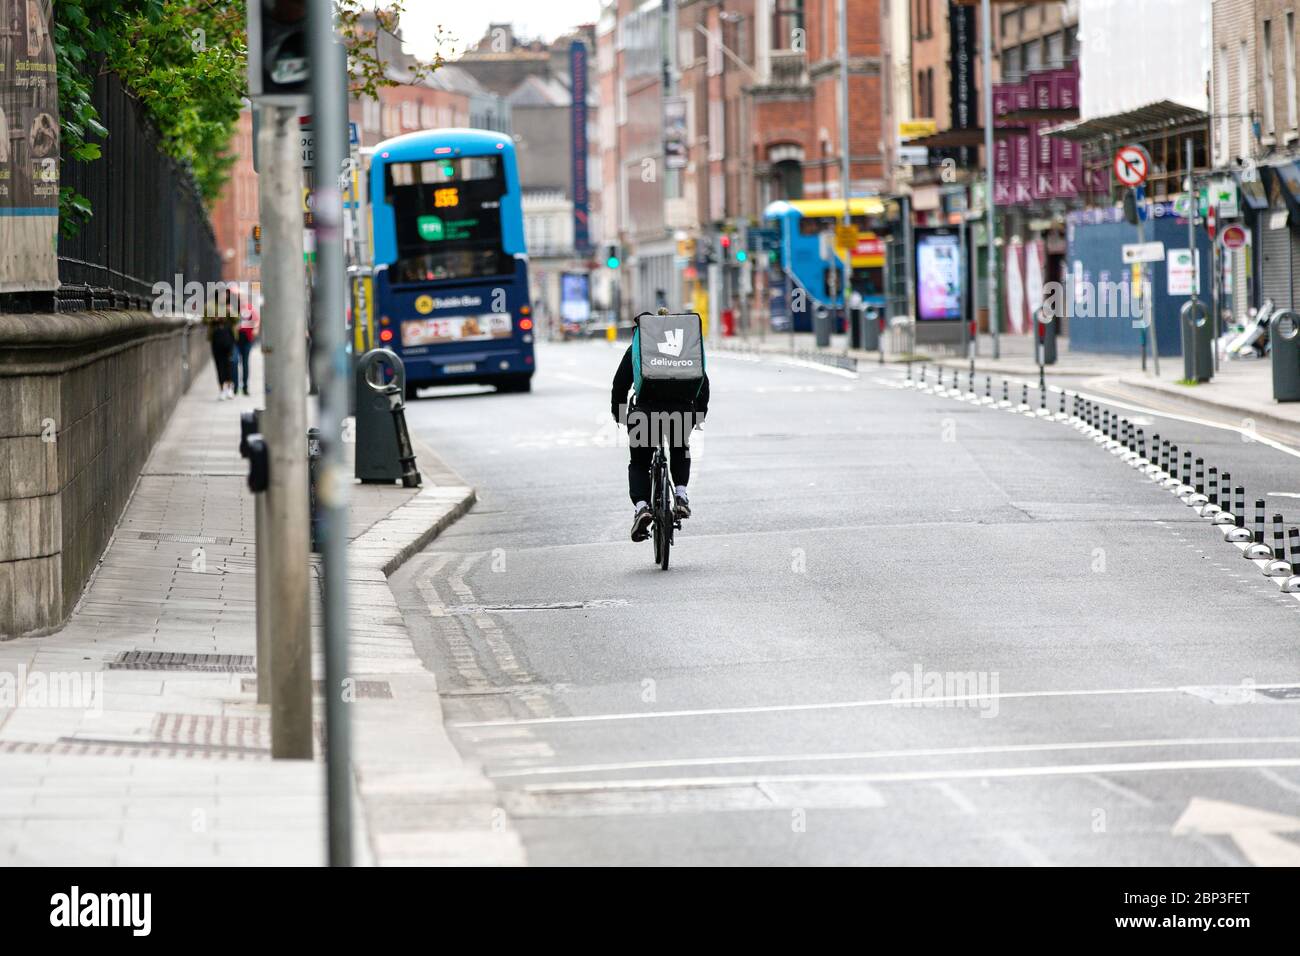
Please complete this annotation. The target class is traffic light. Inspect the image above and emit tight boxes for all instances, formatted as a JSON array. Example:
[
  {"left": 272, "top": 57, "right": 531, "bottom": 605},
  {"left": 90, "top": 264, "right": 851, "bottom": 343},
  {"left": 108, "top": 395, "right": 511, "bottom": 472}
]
[
  {"left": 719, "top": 234, "right": 731, "bottom": 262},
  {"left": 248, "top": 0, "right": 310, "bottom": 102},
  {"left": 735, "top": 248, "right": 747, "bottom": 263},
  {"left": 605, "top": 244, "right": 621, "bottom": 269},
  {"left": 252, "top": 224, "right": 262, "bottom": 255}
]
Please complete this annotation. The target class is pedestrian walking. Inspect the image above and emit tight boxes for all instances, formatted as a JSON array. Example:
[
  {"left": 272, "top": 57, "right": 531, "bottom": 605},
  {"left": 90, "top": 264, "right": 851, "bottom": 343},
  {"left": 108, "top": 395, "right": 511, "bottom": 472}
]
[
  {"left": 234, "top": 294, "right": 259, "bottom": 396},
  {"left": 208, "top": 314, "right": 237, "bottom": 401}
]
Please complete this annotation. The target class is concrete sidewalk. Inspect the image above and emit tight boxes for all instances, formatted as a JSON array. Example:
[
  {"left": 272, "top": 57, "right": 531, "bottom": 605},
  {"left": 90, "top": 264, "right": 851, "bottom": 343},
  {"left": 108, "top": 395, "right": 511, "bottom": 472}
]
[{"left": 0, "top": 349, "right": 523, "bottom": 865}]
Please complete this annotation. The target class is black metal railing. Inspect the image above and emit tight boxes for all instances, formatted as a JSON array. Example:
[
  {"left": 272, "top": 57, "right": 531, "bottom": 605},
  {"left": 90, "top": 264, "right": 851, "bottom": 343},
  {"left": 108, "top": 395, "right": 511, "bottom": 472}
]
[{"left": 2, "top": 70, "right": 220, "bottom": 314}]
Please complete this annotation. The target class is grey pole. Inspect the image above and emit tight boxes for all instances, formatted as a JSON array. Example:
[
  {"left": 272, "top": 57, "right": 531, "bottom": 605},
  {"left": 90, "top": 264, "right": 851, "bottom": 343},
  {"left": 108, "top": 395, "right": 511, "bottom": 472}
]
[
  {"left": 258, "top": 104, "right": 314, "bottom": 759},
  {"left": 980, "top": 0, "right": 999, "bottom": 359},
  {"left": 308, "top": 0, "right": 353, "bottom": 867}
]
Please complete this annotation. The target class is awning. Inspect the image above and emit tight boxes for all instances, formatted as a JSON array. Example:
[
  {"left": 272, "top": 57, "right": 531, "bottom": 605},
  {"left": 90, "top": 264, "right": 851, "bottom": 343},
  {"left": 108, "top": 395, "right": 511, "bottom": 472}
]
[
  {"left": 1043, "top": 99, "right": 1207, "bottom": 143},
  {"left": 906, "top": 127, "right": 1014, "bottom": 148}
]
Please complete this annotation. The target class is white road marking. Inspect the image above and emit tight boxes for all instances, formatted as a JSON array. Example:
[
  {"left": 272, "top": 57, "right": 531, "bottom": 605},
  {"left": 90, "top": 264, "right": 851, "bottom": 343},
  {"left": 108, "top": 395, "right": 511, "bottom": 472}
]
[
  {"left": 486, "top": 737, "right": 1300, "bottom": 779},
  {"left": 550, "top": 371, "right": 608, "bottom": 389},
  {"left": 453, "top": 684, "right": 1300, "bottom": 729},
  {"left": 999, "top": 831, "right": 1053, "bottom": 867},
  {"left": 1172, "top": 797, "right": 1300, "bottom": 866},
  {"left": 517, "top": 757, "right": 1300, "bottom": 793},
  {"left": 933, "top": 781, "right": 978, "bottom": 815},
  {"left": 1258, "top": 766, "right": 1300, "bottom": 796},
  {"left": 1086, "top": 773, "right": 1156, "bottom": 808}
]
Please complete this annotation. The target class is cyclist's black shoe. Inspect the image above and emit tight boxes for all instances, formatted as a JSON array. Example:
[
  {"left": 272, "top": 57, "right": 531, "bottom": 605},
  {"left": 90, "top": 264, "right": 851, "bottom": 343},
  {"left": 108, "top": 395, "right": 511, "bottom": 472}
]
[
  {"left": 674, "top": 494, "right": 691, "bottom": 519},
  {"left": 630, "top": 505, "right": 653, "bottom": 542}
]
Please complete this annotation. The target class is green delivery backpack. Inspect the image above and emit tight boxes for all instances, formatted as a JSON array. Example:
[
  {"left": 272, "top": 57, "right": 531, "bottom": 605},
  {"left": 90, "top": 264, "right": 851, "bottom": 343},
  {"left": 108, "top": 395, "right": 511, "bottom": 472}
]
[{"left": 631, "top": 311, "right": 706, "bottom": 409}]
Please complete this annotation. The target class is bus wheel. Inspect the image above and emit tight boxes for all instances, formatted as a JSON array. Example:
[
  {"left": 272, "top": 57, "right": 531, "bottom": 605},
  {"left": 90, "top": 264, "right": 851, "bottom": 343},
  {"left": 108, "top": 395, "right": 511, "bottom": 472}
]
[{"left": 497, "top": 375, "right": 532, "bottom": 394}]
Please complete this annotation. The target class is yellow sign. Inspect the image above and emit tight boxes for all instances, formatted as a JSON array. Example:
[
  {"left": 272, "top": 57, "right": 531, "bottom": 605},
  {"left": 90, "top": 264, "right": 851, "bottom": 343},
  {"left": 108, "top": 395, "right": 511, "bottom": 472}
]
[
  {"left": 899, "top": 119, "right": 938, "bottom": 140},
  {"left": 414, "top": 294, "right": 434, "bottom": 315},
  {"left": 834, "top": 225, "right": 860, "bottom": 250}
]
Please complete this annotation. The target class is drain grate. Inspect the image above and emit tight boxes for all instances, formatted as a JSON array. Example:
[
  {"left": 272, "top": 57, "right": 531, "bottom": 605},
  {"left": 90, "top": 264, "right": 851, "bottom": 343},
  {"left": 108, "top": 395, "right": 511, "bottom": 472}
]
[
  {"left": 446, "top": 599, "right": 629, "bottom": 615},
  {"left": 238, "top": 678, "right": 392, "bottom": 698},
  {"left": 108, "top": 651, "right": 255, "bottom": 673},
  {"left": 0, "top": 739, "right": 269, "bottom": 761},
  {"left": 134, "top": 531, "right": 233, "bottom": 546}
]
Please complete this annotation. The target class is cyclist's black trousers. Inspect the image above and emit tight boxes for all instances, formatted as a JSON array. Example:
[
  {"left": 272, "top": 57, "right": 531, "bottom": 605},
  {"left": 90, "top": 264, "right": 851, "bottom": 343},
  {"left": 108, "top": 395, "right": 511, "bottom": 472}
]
[
  {"left": 628, "top": 440, "right": 690, "bottom": 504},
  {"left": 625, "top": 408, "right": 694, "bottom": 504}
]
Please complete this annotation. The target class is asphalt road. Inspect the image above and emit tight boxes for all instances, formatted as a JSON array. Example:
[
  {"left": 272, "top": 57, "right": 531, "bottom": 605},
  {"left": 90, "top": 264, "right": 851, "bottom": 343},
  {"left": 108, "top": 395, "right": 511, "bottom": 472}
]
[{"left": 392, "top": 339, "right": 1300, "bottom": 866}]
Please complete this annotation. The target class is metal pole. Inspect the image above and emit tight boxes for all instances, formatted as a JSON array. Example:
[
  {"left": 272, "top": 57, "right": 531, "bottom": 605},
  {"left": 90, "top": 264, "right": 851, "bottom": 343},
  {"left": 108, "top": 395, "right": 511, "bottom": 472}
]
[
  {"left": 1138, "top": 195, "right": 1160, "bottom": 377},
  {"left": 980, "top": 0, "right": 999, "bottom": 358},
  {"left": 839, "top": 0, "right": 852, "bottom": 344},
  {"left": 258, "top": 104, "right": 313, "bottom": 759},
  {"left": 309, "top": 0, "right": 353, "bottom": 867}
]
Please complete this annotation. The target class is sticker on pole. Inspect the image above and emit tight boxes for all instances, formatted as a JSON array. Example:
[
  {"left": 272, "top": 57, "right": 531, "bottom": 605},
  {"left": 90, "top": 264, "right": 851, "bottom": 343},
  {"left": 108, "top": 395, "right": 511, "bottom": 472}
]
[
  {"left": 1220, "top": 223, "right": 1249, "bottom": 250},
  {"left": 1113, "top": 144, "right": 1151, "bottom": 188}
]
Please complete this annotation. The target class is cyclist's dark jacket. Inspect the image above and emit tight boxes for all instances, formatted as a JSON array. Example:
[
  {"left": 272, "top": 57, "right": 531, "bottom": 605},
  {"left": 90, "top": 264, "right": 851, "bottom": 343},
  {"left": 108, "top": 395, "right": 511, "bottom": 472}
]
[{"left": 610, "top": 345, "right": 710, "bottom": 422}]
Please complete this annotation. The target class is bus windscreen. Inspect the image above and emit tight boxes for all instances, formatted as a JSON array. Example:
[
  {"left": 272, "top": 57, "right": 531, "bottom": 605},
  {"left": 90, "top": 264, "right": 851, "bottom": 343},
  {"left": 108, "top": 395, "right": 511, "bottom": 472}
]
[{"left": 385, "top": 155, "right": 511, "bottom": 283}]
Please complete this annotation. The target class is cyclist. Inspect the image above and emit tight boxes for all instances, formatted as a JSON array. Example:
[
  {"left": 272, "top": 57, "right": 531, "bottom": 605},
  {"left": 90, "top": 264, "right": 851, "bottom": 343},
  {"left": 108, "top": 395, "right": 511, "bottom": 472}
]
[{"left": 611, "top": 317, "right": 710, "bottom": 542}]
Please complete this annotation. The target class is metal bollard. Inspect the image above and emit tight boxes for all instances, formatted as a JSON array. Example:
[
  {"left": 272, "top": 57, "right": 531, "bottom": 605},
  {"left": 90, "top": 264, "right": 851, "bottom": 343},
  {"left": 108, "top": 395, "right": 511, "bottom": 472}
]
[
  {"left": 1281, "top": 529, "right": 1300, "bottom": 592},
  {"left": 1163, "top": 446, "right": 1182, "bottom": 489},
  {"left": 1184, "top": 458, "right": 1207, "bottom": 506},
  {"left": 1246, "top": 500, "right": 1274, "bottom": 558},
  {"left": 1267, "top": 515, "right": 1293, "bottom": 575},
  {"left": 1226, "top": 487, "right": 1253, "bottom": 541},
  {"left": 1213, "top": 472, "right": 1236, "bottom": 524}
]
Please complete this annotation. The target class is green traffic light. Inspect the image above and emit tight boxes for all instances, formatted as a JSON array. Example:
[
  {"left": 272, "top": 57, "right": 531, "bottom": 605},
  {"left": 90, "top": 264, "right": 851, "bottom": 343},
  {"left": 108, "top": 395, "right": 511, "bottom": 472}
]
[
  {"left": 607, "top": 256, "right": 620, "bottom": 269},
  {"left": 735, "top": 249, "right": 747, "bottom": 262}
]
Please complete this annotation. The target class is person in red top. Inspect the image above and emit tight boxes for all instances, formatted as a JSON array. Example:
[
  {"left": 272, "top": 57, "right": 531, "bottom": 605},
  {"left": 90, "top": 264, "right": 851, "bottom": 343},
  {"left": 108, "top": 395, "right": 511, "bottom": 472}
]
[{"left": 233, "top": 292, "right": 260, "bottom": 396}]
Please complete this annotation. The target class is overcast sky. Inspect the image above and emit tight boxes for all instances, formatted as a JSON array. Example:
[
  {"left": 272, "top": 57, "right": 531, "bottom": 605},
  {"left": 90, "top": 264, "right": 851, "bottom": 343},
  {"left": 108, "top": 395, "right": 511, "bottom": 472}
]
[{"left": 395, "top": 0, "right": 604, "bottom": 61}]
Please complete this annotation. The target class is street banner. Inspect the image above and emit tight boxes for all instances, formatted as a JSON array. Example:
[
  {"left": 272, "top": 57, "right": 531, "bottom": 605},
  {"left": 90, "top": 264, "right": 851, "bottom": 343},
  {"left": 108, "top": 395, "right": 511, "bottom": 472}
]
[
  {"left": 0, "top": 0, "right": 59, "bottom": 292},
  {"left": 1005, "top": 240, "right": 1027, "bottom": 334},
  {"left": 569, "top": 40, "right": 590, "bottom": 256}
]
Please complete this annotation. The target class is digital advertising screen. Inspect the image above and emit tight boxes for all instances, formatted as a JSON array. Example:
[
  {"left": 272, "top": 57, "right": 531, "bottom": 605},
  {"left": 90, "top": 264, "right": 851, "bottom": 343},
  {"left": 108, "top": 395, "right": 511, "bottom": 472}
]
[{"left": 914, "top": 229, "right": 963, "bottom": 321}]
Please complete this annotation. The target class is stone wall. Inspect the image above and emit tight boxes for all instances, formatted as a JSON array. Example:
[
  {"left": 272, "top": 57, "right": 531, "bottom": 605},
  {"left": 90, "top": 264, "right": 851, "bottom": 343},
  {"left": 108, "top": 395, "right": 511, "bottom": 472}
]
[{"left": 0, "top": 312, "right": 209, "bottom": 636}]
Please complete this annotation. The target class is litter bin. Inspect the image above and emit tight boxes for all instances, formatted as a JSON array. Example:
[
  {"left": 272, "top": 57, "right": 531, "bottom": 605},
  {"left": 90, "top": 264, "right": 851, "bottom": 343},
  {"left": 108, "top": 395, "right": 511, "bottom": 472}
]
[
  {"left": 849, "top": 305, "right": 863, "bottom": 349},
  {"left": 813, "top": 306, "right": 832, "bottom": 348},
  {"left": 354, "top": 348, "right": 421, "bottom": 486},
  {"left": 860, "top": 307, "right": 880, "bottom": 351},
  {"left": 1180, "top": 300, "right": 1214, "bottom": 383},
  {"left": 1272, "top": 309, "right": 1300, "bottom": 401}
]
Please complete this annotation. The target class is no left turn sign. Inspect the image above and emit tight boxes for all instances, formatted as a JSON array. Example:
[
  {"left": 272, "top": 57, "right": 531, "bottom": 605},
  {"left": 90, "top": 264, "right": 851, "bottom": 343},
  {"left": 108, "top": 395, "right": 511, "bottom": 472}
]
[{"left": 1113, "top": 144, "right": 1151, "bottom": 188}]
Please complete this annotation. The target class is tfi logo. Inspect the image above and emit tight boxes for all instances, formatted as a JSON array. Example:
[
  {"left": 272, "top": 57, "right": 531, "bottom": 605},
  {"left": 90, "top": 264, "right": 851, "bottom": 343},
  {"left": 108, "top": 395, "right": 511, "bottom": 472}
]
[{"left": 657, "top": 329, "right": 684, "bottom": 357}]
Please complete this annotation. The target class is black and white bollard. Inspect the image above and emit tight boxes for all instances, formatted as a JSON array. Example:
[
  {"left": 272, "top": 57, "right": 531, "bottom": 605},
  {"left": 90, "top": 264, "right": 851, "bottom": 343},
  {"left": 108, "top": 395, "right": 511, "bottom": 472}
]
[
  {"left": 1281, "top": 528, "right": 1300, "bottom": 592},
  {"left": 1201, "top": 466, "right": 1222, "bottom": 517},
  {"left": 1266, "top": 515, "right": 1293, "bottom": 575},
  {"left": 1226, "top": 487, "right": 1253, "bottom": 542},
  {"left": 1184, "top": 458, "right": 1208, "bottom": 506},
  {"left": 1163, "top": 445, "right": 1182, "bottom": 489},
  {"left": 1246, "top": 500, "right": 1274, "bottom": 559}
]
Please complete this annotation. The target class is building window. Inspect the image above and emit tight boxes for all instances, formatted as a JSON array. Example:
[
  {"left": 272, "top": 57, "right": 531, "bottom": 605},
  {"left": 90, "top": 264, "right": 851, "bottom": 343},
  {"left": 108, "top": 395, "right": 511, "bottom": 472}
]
[
  {"left": 1003, "top": 44, "right": 1022, "bottom": 79},
  {"left": 1264, "top": 19, "right": 1276, "bottom": 135},
  {"left": 1046, "top": 32, "right": 1064, "bottom": 68},
  {"left": 1287, "top": 12, "right": 1297, "bottom": 131},
  {"left": 1024, "top": 38, "right": 1042, "bottom": 72},
  {"left": 708, "top": 99, "right": 725, "bottom": 161}
]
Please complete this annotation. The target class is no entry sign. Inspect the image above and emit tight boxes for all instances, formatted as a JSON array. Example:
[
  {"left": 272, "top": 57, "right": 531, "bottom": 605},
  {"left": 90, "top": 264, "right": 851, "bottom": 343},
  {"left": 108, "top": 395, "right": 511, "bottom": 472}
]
[
  {"left": 1113, "top": 144, "right": 1151, "bottom": 188},
  {"left": 1220, "top": 223, "right": 1249, "bottom": 250}
]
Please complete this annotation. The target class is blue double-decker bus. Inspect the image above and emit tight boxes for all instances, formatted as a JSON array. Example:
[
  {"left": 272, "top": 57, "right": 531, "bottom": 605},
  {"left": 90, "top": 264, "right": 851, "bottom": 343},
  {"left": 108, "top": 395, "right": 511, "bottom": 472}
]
[{"left": 370, "top": 128, "right": 535, "bottom": 397}]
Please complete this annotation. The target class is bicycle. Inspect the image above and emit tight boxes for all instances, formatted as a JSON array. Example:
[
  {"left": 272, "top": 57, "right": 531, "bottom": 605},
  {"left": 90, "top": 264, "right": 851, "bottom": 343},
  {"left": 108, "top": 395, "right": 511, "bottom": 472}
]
[{"left": 649, "top": 433, "right": 680, "bottom": 570}]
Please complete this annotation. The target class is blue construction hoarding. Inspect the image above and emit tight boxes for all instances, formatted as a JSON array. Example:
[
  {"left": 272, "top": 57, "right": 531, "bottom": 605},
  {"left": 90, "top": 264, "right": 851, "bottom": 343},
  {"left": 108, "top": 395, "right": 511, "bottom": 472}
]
[{"left": 1065, "top": 201, "right": 1216, "bottom": 357}]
